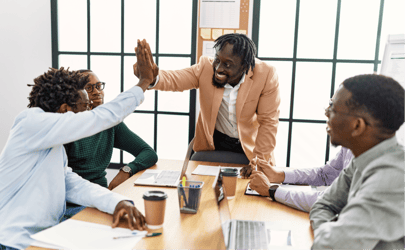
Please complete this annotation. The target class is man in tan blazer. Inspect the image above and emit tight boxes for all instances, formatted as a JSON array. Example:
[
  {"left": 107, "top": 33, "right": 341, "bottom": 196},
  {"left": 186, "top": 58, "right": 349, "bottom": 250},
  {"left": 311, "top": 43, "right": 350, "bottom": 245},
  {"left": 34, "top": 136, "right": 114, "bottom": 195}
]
[{"left": 135, "top": 34, "right": 280, "bottom": 176}]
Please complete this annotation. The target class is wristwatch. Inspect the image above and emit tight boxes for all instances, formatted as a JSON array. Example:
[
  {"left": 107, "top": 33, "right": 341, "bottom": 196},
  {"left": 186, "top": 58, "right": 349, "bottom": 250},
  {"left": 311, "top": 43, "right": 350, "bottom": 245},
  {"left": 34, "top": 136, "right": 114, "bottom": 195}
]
[
  {"left": 268, "top": 185, "right": 279, "bottom": 201},
  {"left": 120, "top": 165, "right": 132, "bottom": 176}
]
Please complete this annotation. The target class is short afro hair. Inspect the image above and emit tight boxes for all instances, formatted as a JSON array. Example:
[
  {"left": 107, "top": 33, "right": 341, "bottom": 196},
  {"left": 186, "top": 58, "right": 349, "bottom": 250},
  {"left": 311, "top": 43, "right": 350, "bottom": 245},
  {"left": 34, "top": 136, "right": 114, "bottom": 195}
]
[
  {"left": 342, "top": 74, "right": 404, "bottom": 133},
  {"left": 213, "top": 33, "right": 257, "bottom": 74},
  {"left": 27, "top": 67, "right": 89, "bottom": 112}
]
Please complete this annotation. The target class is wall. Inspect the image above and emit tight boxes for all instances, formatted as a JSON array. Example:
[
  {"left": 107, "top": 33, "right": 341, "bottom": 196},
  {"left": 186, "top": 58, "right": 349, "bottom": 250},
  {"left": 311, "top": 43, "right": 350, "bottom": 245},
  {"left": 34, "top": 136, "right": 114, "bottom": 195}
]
[{"left": 0, "top": 0, "right": 52, "bottom": 152}]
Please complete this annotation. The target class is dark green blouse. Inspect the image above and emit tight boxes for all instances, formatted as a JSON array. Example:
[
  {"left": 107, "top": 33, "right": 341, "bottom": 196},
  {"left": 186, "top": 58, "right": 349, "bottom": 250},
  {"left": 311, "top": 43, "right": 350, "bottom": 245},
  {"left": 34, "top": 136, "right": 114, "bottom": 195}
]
[{"left": 64, "top": 122, "right": 158, "bottom": 188}]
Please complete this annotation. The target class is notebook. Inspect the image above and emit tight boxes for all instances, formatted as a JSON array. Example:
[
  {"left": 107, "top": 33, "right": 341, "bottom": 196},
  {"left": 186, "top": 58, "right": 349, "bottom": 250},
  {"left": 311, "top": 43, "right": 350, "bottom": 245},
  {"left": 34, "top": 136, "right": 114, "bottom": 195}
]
[
  {"left": 134, "top": 138, "right": 194, "bottom": 187},
  {"left": 212, "top": 169, "right": 295, "bottom": 250}
]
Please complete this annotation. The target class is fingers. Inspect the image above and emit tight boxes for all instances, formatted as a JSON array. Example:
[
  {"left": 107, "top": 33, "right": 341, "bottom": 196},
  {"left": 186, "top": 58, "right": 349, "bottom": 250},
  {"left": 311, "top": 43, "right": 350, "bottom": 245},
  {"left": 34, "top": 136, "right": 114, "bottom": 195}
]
[
  {"left": 125, "top": 208, "right": 137, "bottom": 230},
  {"left": 112, "top": 209, "right": 126, "bottom": 228},
  {"left": 134, "top": 208, "right": 147, "bottom": 230}
]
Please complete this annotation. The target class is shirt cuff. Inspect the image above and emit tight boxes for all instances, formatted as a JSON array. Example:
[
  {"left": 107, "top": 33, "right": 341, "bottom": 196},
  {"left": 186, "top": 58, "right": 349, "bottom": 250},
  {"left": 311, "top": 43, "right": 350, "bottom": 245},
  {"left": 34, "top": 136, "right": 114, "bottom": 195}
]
[
  {"left": 128, "top": 85, "right": 145, "bottom": 105},
  {"left": 283, "top": 168, "right": 296, "bottom": 184},
  {"left": 274, "top": 186, "right": 288, "bottom": 201},
  {"left": 148, "top": 75, "right": 160, "bottom": 89},
  {"left": 105, "top": 193, "right": 132, "bottom": 214}
]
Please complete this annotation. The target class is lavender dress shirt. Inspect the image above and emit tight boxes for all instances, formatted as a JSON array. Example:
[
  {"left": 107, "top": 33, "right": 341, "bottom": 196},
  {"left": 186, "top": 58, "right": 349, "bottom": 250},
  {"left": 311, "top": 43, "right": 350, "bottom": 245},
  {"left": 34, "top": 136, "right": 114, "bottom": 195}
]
[{"left": 274, "top": 147, "right": 354, "bottom": 212}]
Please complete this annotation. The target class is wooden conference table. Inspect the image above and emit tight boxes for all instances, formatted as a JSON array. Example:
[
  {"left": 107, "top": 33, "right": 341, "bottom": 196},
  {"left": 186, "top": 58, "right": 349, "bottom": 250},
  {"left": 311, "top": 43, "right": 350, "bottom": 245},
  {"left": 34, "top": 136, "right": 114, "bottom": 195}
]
[{"left": 29, "top": 159, "right": 314, "bottom": 249}]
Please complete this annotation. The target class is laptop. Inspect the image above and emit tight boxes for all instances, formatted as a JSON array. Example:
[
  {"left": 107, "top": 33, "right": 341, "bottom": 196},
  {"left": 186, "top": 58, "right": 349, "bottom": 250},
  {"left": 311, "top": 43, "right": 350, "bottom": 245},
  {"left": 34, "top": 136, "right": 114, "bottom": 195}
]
[
  {"left": 212, "top": 169, "right": 295, "bottom": 250},
  {"left": 134, "top": 138, "right": 194, "bottom": 187}
]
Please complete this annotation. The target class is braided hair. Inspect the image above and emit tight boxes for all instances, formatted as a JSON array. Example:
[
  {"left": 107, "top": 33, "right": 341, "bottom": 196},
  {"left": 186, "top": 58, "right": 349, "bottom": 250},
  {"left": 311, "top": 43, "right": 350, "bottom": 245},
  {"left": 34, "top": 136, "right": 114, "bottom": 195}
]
[
  {"left": 27, "top": 67, "right": 89, "bottom": 112},
  {"left": 213, "top": 33, "right": 257, "bottom": 74}
]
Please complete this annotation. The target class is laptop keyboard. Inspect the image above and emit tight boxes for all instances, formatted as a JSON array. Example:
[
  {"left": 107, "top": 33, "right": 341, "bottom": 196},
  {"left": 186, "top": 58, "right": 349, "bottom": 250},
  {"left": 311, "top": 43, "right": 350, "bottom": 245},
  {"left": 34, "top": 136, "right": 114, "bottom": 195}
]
[
  {"left": 154, "top": 170, "right": 180, "bottom": 184},
  {"left": 235, "top": 221, "right": 267, "bottom": 249}
]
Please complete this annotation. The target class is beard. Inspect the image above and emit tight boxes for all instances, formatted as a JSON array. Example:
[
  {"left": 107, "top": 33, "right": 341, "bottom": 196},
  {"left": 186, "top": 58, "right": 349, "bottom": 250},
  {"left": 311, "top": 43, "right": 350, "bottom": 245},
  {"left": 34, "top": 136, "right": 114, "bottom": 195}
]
[
  {"left": 211, "top": 67, "right": 227, "bottom": 88},
  {"left": 212, "top": 74, "right": 226, "bottom": 88}
]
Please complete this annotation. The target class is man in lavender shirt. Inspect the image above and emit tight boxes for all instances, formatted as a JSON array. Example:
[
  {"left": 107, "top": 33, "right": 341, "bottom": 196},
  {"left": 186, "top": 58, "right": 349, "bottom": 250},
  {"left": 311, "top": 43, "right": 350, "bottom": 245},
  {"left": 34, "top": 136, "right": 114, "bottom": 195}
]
[{"left": 249, "top": 147, "right": 353, "bottom": 212}]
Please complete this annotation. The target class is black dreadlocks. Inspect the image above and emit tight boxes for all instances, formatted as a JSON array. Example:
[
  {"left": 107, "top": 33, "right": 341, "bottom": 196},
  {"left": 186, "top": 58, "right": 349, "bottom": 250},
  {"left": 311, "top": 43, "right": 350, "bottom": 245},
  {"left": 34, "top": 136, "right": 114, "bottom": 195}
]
[
  {"left": 27, "top": 67, "right": 89, "bottom": 112},
  {"left": 213, "top": 33, "right": 257, "bottom": 74}
]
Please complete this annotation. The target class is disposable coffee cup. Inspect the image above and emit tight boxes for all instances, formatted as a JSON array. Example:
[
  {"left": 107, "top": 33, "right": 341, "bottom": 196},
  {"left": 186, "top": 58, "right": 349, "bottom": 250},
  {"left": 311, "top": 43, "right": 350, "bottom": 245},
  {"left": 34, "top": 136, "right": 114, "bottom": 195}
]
[
  {"left": 142, "top": 190, "right": 168, "bottom": 229},
  {"left": 221, "top": 168, "right": 238, "bottom": 199}
]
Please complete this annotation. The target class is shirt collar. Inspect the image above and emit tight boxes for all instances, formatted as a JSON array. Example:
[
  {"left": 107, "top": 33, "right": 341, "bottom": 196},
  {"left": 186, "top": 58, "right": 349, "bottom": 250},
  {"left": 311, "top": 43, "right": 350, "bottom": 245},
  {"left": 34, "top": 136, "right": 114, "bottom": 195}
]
[
  {"left": 352, "top": 136, "right": 400, "bottom": 173},
  {"left": 224, "top": 73, "right": 246, "bottom": 89}
]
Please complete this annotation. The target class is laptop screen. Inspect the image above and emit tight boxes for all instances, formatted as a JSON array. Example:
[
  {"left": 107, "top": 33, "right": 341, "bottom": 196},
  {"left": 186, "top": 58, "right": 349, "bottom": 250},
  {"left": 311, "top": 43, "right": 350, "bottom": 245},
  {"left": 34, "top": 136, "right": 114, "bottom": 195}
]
[
  {"left": 180, "top": 138, "right": 194, "bottom": 179},
  {"left": 212, "top": 170, "right": 232, "bottom": 248}
]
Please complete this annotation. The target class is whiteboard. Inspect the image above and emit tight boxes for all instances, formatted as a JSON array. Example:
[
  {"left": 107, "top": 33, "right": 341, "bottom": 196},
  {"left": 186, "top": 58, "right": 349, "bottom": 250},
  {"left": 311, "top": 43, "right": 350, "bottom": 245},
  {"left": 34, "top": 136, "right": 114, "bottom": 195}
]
[{"left": 379, "top": 34, "right": 405, "bottom": 145}]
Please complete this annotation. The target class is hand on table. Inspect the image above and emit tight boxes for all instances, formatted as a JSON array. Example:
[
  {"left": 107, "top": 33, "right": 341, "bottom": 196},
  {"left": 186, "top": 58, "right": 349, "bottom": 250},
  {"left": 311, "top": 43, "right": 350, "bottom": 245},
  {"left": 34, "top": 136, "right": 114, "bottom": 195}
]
[
  {"left": 249, "top": 170, "right": 271, "bottom": 197},
  {"left": 135, "top": 39, "right": 156, "bottom": 91},
  {"left": 134, "top": 39, "right": 159, "bottom": 87},
  {"left": 112, "top": 200, "right": 146, "bottom": 230},
  {"left": 108, "top": 169, "right": 131, "bottom": 190}
]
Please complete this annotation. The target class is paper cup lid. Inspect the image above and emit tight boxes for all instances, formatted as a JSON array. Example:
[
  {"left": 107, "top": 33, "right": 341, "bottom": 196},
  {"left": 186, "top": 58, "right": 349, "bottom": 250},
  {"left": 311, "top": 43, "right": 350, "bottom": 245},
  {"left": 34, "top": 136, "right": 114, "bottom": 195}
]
[
  {"left": 221, "top": 168, "right": 239, "bottom": 177},
  {"left": 142, "top": 190, "right": 168, "bottom": 201}
]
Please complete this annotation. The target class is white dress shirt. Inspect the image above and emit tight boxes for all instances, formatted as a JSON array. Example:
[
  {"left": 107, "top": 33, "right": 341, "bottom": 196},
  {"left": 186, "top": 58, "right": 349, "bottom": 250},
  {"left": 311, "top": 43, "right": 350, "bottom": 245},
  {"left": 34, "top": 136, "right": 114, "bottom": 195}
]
[{"left": 215, "top": 74, "right": 245, "bottom": 139}]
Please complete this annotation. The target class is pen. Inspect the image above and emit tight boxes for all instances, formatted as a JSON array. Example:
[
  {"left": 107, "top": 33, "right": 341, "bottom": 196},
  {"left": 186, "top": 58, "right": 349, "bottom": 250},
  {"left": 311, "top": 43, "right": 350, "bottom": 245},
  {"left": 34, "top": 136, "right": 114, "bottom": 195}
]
[
  {"left": 182, "top": 176, "right": 186, "bottom": 187},
  {"left": 113, "top": 232, "right": 162, "bottom": 240},
  {"left": 254, "top": 155, "right": 258, "bottom": 171}
]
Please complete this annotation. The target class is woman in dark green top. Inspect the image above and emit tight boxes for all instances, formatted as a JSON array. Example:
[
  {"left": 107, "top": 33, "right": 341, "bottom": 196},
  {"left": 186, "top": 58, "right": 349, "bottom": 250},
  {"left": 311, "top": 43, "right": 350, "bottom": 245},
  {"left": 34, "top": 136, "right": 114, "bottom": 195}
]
[{"left": 64, "top": 70, "right": 158, "bottom": 191}]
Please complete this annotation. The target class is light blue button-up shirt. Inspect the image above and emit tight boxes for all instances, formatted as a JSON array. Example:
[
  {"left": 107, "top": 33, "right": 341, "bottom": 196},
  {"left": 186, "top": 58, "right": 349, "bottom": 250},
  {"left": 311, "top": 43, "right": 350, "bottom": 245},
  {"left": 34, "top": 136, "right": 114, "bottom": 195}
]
[{"left": 0, "top": 86, "right": 144, "bottom": 249}]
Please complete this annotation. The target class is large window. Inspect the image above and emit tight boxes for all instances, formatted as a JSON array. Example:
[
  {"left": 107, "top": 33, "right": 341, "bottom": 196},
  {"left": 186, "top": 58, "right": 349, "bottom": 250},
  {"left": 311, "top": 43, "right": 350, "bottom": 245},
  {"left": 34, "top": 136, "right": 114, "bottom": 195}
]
[
  {"left": 252, "top": 0, "right": 404, "bottom": 167},
  {"left": 52, "top": 0, "right": 404, "bottom": 168},
  {"left": 52, "top": 0, "right": 198, "bottom": 168}
]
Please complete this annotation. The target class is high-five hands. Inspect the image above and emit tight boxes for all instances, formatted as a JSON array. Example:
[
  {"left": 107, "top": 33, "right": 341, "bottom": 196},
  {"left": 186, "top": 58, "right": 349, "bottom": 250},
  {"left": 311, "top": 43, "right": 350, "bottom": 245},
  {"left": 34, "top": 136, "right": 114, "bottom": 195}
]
[
  {"left": 135, "top": 39, "right": 156, "bottom": 92},
  {"left": 134, "top": 39, "right": 159, "bottom": 87}
]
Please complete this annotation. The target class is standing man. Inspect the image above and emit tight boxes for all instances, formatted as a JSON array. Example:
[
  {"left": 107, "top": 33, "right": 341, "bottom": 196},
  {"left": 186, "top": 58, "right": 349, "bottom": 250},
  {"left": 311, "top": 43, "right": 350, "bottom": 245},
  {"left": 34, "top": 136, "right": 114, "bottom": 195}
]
[
  {"left": 135, "top": 34, "right": 280, "bottom": 173},
  {"left": 309, "top": 74, "right": 404, "bottom": 249}
]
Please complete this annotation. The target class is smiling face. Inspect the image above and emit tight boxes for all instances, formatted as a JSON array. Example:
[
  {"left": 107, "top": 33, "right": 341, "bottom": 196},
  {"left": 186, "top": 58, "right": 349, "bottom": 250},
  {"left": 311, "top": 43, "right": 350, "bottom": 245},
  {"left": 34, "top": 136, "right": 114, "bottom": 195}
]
[
  {"left": 212, "top": 43, "right": 246, "bottom": 88},
  {"left": 84, "top": 72, "right": 105, "bottom": 108}
]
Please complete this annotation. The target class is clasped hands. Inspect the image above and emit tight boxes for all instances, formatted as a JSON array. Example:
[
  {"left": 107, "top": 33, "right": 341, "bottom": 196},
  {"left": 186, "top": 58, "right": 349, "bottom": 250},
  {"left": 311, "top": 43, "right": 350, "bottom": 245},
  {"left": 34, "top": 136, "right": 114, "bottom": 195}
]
[{"left": 241, "top": 157, "right": 285, "bottom": 197}]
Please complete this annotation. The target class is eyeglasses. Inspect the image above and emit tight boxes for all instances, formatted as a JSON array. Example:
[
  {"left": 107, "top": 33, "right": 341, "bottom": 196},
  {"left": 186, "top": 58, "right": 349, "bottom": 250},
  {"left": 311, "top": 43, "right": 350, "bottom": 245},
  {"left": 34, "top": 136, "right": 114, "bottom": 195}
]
[
  {"left": 84, "top": 82, "right": 105, "bottom": 93},
  {"left": 72, "top": 100, "right": 93, "bottom": 111},
  {"left": 325, "top": 99, "right": 371, "bottom": 126},
  {"left": 325, "top": 99, "right": 353, "bottom": 116}
]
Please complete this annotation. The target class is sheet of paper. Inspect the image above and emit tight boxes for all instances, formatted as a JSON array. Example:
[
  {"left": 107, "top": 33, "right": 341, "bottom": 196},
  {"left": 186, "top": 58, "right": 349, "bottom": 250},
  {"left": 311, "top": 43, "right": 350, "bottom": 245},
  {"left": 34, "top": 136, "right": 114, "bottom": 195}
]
[
  {"left": 202, "top": 41, "right": 215, "bottom": 57},
  {"left": 235, "top": 29, "right": 247, "bottom": 35},
  {"left": 223, "top": 29, "right": 235, "bottom": 34},
  {"left": 212, "top": 29, "right": 223, "bottom": 40},
  {"left": 200, "top": 28, "right": 211, "bottom": 39},
  {"left": 192, "top": 165, "right": 243, "bottom": 177},
  {"left": 200, "top": 0, "right": 241, "bottom": 28},
  {"left": 31, "top": 219, "right": 147, "bottom": 249}
]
